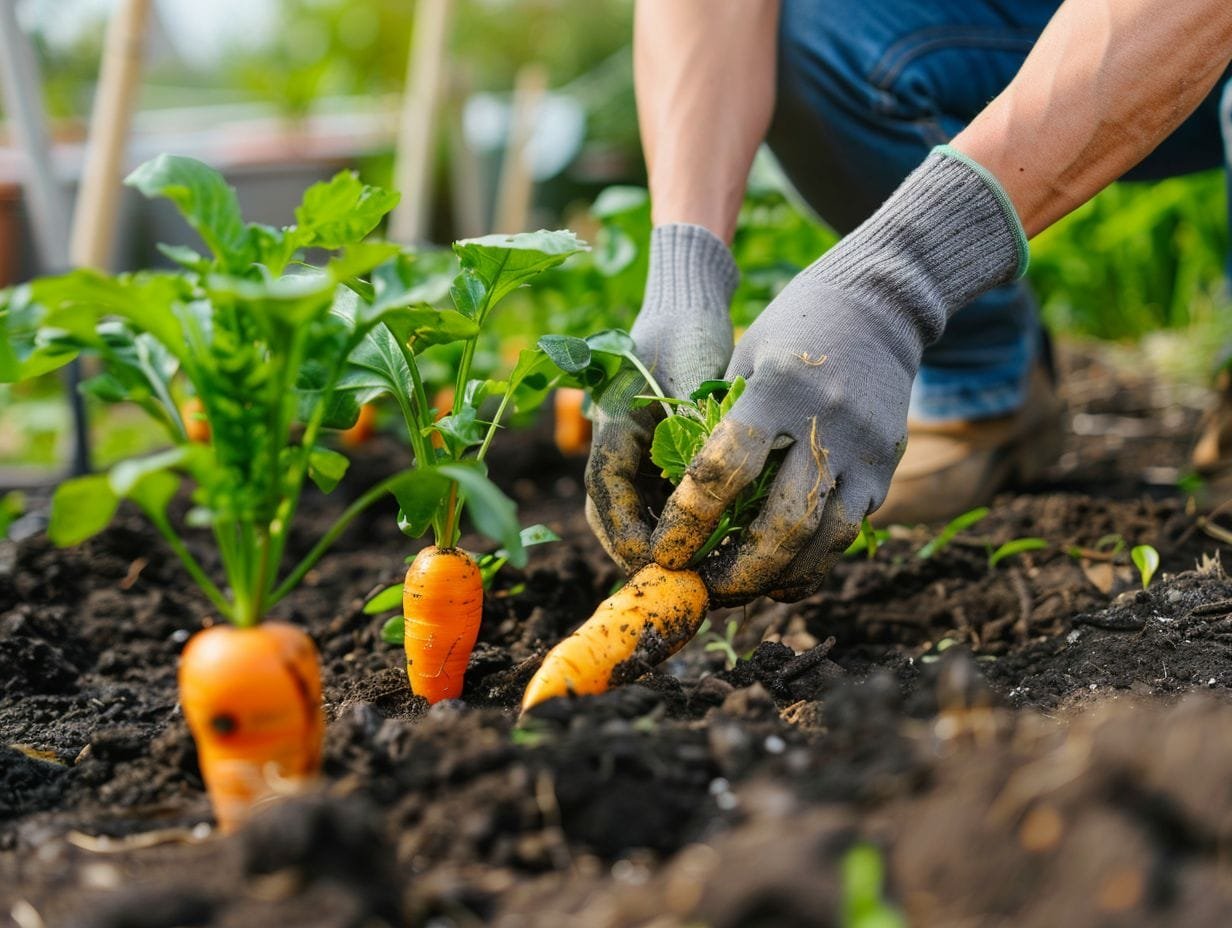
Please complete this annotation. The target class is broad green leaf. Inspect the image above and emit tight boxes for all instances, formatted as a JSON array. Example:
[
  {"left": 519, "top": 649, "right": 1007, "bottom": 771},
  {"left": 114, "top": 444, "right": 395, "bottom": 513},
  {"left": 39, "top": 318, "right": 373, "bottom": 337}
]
[
  {"left": 327, "top": 242, "right": 402, "bottom": 282},
  {"left": 291, "top": 170, "right": 400, "bottom": 250},
  {"left": 380, "top": 615, "right": 405, "bottom": 644},
  {"left": 518, "top": 524, "right": 560, "bottom": 547},
  {"left": 585, "top": 329, "right": 635, "bottom": 355},
  {"left": 109, "top": 448, "right": 187, "bottom": 497},
  {"left": 690, "top": 379, "right": 735, "bottom": 404},
  {"left": 307, "top": 446, "right": 350, "bottom": 494},
  {"left": 126, "top": 155, "right": 249, "bottom": 267},
  {"left": 432, "top": 405, "right": 485, "bottom": 455},
  {"left": 440, "top": 462, "right": 525, "bottom": 566},
  {"left": 49, "top": 475, "right": 120, "bottom": 547},
  {"left": 126, "top": 471, "right": 180, "bottom": 522},
  {"left": 0, "top": 286, "right": 81, "bottom": 381},
  {"left": 391, "top": 469, "right": 452, "bottom": 538},
  {"left": 449, "top": 268, "right": 486, "bottom": 319},
  {"left": 650, "top": 415, "right": 709, "bottom": 483},
  {"left": 507, "top": 349, "right": 561, "bottom": 414},
  {"left": 382, "top": 306, "right": 478, "bottom": 348},
  {"left": 453, "top": 230, "right": 588, "bottom": 310},
  {"left": 1131, "top": 544, "right": 1160, "bottom": 588},
  {"left": 364, "top": 583, "right": 403, "bottom": 615},
  {"left": 538, "top": 335, "right": 591, "bottom": 373},
  {"left": 206, "top": 271, "right": 336, "bottom": 329}
]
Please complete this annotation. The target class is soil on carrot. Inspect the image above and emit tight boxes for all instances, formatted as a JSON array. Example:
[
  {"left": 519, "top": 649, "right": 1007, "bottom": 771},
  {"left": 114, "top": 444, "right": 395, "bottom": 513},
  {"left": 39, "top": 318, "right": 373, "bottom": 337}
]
[{"left": 6, "top": 344, "right": 1232, "bottom": 927}]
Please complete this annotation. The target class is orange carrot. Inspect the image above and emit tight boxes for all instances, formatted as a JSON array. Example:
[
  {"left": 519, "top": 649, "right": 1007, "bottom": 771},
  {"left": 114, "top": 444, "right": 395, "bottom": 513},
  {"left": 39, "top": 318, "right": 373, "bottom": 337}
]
[
  {"left": 340, "top": 402, "right": 378, "bottom": 448},
  {"left": 521, "top": 564, "right": 709, "bottom": 711},
  {"left": 181, "top": 397, "right": 210, "bottom": 443},
  {"left": 553, "top": 387, "right": 591, "bottom": 457},
  {"left": 403, "top": 545, "right": 484, "bottom": 702},
  {"left": 178, "top": 621, "right": 324, "bottom": 832}
]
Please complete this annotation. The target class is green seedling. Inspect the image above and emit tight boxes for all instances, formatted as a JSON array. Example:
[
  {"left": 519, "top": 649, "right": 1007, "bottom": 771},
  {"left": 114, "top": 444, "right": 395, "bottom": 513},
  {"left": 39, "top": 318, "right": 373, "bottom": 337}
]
[
  {"left": 845, "top": 518, "right": 889, "bottom": 560},
  {"left": 702, "top": 617, "right": 742, "bottom": 670},
  {"left": 987, "top": 537, "right": 1049, "bottom": 569},
  {"left": 916, "top": 507, "right": 989, "bottom": 560},
  {"left": 1131, "top": 544, "right": 1161, "bottom": 589},
  {"left": 841, "top": 843, "right": 906, "bottom": 928},
  {"left": 1065, "top": 532, "right": 1126, "bottom": 561}
]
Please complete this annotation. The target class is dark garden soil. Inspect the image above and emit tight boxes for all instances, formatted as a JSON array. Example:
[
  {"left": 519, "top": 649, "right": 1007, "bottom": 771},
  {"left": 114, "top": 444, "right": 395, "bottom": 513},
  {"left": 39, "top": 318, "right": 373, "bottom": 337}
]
[{"left": 7, "top": 344, "right": 1232, "bottom": 927}]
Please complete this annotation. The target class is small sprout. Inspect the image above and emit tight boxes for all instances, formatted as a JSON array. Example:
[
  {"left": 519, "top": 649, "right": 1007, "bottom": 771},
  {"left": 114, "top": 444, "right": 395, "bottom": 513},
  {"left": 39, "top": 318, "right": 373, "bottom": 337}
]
[
  {"left": 380, "top": 615, "right": 405, "bottom": 645},
  {"left": 845, "top": 518, "right": 889, "bottom": 560},
  {"left": 703, "top": 618, "right": 742, "bottom": 670},
  {"left": 1131, "top": 544, "right": 1160, "bottom": 589},
  {"left": 0, "top": 490, "right": 25, "bottom": 540},
  {"left": 917, "top": 507, "right": 989, "bottom": 560},
  {"left": 987, "top": 537, "right": 1048, "bottom": 569},
  {"left": 364, "top": 583, "right": 403, "bottom": 615},
  {"left": 841, "top": 843, "right": 906, "bottom": 928}
]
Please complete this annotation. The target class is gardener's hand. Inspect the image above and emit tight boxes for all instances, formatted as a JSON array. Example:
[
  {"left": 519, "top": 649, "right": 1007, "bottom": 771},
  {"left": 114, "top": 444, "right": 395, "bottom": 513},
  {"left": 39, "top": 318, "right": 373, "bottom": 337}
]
[
  {"left": 651, "top": 147, "right": 1030, "bottom": 605},
  {"left": 585, "top": 223, "right": 738, "bottom": 572}
]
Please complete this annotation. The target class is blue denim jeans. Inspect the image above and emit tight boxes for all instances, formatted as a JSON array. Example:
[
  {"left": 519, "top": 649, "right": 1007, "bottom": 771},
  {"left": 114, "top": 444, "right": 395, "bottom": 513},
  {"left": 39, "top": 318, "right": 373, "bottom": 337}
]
[{"left": 767, "top": 0, "right": 1232, "bottom": 421}]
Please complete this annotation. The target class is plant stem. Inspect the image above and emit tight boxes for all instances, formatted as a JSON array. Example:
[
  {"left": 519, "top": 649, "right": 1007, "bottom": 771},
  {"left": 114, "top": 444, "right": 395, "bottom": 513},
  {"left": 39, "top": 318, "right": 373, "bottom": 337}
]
[
  {"left": 441, "top": 482, "right": 459, "bottom": 548},
  {"left": 476, "top": 386, "right": 514, "bottom": 463},
  {"left": 266, "top": 472, "right": 408, "bottom": 609},
  {"left": 688, "top": 514, "right": 732, "bottom": 567},
  {"left": 150, "top": 514, "right": 233, "bottom": 620},
  {"left": 623, "top": 352, "right": 672, "bottom": 418}
]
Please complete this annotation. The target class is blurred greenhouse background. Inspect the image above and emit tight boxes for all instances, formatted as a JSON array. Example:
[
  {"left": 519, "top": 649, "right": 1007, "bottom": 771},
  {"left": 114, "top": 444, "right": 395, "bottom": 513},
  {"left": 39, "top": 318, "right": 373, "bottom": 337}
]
[{"left": 0, "top": 0, "right": 1229, "bottom": 474}]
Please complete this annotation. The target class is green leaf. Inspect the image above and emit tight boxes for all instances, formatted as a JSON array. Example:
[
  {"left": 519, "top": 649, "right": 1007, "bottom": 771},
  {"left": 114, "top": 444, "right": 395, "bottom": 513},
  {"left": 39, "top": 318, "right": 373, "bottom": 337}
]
[
  {"left": 126, "top": 471, "right": 180, "bottom": 522},
  {"left": 363, "top": 251, "right": 458, "bottom": 321},
  {"left": 390, "top": 469, "right": 452, "bottom": 538},
  {"left": 585, "top": 329, "right": 635, "bottom": 355},
  {"left": 538, "top": 335, "right": 592, "bottom": 373},
  {"left": 307, "top": 446, "right": 350, "bottom": 493},
  {"left": 449, "top": 268, "right": 487, "bottom": 319},
  {"left": 988, "top": 537, "right": 1049, "bottom": 569},
  {"left": 1131, "top": 544, "right": 1160, "bottom": 589},
  {"left": 364, "top": 583, "right": 403, "bottom": 615},
  {"left": 432, "top": 405, "right": 486, "bottom": 456},
  {"left": 650, "top": 415, "right": 709, "bottom": 483},
  {"left": 518, "top": 524, "right": 560, "bottom": 547},
  {"left": 916, "top": 507, "right": 990, "bottom": 559},
  {"left": 326, "top": 242, "right": 402, "bottom": 282},
  {"left": 0, "top": 286, "right": 81, "bottom": 382},
  {"left": 382, "top": 305, "right": 478, "bottom": 348},
  {"left": 440, "top": 462, "right": 525, "bottom": 566},
  {"left": 380, "top": 615, "right": 405, "bottom": 645},
  {"left": 690, "top": 379, "right": 735, "bottom": 403},
  {"left": 49, "top": 475, "right": 120, "bottom": 547},
  {"left": 291, "top": 170, "right": 400, "bottom": 250},
  {"left": 453, "top": 230, "right": 588, "bottom": 310},
  {"left": 109, "top": 447, "right": 186, "bottom": 497},
  {"left": 126, "top": 155, "right": 249, "bottom": 267}
]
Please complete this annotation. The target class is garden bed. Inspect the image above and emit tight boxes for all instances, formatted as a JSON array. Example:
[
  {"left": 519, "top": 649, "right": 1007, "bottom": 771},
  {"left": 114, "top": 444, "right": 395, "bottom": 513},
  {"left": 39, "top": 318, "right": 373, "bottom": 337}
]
[{"left": 5, "top": 344, "right": 1232, "bottom": 927}]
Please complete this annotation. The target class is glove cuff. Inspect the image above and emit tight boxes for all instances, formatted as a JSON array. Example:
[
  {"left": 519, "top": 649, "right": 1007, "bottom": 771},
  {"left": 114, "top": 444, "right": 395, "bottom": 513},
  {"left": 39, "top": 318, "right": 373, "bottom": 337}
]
[
  {"left": 643, "top": 223, "right": 740, "bottom": 318},
  {"left": 811, "top": 146, "right": 1028, "bottom": 345}
]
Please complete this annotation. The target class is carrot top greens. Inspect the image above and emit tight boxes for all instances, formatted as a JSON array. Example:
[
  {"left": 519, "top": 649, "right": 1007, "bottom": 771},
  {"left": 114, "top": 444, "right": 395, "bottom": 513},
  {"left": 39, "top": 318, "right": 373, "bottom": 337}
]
[{"left": 0, "top": 154, "right": 585, "bottom": 627}]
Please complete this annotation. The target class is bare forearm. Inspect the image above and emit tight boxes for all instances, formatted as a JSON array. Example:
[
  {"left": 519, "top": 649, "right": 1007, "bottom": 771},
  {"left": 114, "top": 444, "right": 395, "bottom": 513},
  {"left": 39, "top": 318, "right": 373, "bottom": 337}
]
[
  {"left": 634, "top": 0, "right": 780, "bottom": 242},
  {"left": 954, "top": 0, "right": 1232, "bottom": 237}
]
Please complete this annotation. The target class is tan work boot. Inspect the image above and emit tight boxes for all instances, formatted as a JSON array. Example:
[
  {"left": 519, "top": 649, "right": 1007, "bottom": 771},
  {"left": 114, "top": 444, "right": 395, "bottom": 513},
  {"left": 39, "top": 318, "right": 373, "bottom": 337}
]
[{"left": 872, "top": 363, "right": 1065, "bottom": 525}]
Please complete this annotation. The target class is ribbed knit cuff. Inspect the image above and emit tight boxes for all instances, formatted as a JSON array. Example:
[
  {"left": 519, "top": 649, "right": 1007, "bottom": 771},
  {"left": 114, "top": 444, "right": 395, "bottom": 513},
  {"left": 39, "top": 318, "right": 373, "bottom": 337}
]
[
  {"left": 812, "top": 146, "right": 1028, "bottom": 344},
  {"left": 643, "top": 223, "right": 739, "bottom": 317}
]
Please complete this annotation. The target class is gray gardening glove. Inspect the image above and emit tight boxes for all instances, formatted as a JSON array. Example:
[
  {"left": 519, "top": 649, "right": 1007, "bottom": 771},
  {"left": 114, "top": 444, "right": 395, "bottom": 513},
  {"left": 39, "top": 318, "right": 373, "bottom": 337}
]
[
  {"left": 650, "top": 146, "right": 1030, "bottom": 605},
  {"left": 585, "top": 222, "right": 739, "bottom": 572}
]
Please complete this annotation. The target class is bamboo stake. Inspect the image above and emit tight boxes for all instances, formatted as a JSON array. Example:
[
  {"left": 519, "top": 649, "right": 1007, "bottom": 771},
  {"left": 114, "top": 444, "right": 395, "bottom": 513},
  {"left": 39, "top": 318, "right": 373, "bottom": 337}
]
[
  {"left": 69, "top": 0, "right": 151, "bottom": 270},
  {"left": 446, "top": 72, "right": 484, "bottom": 240},
  {"left": 492, "top": 63, "right": 547, "bottom": 234},
  {"left": 389, "top": 0, "right": 453, "bottom": 245}
]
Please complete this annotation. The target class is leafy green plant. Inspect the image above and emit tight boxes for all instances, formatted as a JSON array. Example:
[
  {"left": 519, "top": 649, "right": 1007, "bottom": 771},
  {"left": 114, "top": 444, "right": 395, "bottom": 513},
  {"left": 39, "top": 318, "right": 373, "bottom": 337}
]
[
  {"left": 841, "top": 843, "right": 906, "bottom": 928},
  {"left": 0, "top": 155, "right": 467, "bottom": 626},
  {"left": 987, "top": 537, "right": 1049, "bottom": 569},
  {"left": 1131, "top": 544, "right": 1161, "bottom": 589},
  {"left": 916, "top": 507, "right": 990, "bottom": 560},
  {"left": 1066, "top": 533, "right": 1127, "bottom": 561}
]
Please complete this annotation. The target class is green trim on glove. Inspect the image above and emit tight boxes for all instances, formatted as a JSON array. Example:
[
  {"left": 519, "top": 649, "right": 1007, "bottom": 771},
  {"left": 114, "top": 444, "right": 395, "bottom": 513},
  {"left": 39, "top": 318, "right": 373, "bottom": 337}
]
[{"left": 933, "top": 144, "right": 1030, "bottom": 277}]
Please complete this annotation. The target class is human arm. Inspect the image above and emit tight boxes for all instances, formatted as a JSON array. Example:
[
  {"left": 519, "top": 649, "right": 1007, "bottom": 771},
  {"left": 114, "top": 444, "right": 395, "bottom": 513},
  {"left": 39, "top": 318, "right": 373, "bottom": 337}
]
[
  {"left": 650, "top": 0, "right": 1232, "bottom": 603},
  {"left": 585, "top": 1, "right": 782, "bottom": 572}
]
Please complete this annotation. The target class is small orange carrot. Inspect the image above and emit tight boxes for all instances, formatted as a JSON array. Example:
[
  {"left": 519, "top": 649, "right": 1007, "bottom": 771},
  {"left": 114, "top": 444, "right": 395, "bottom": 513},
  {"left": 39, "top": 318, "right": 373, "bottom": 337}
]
[
  {"left": 181, "top": 397, "right": 210, "bottom": 443},
  {"left": 403, "top": 545, "right": 483, "bottom": 703},
  {"left": 521, "top": 564, "right": 709, "bottom": 711},
  {"left": 340, "top": 402, "right": 378, "bottom": 448},
  {"left": 178, "top": 622, "right": 324, "bottom": 832},
  {"left": 553, "top": 388, "right": 591, "bottom": 457}
]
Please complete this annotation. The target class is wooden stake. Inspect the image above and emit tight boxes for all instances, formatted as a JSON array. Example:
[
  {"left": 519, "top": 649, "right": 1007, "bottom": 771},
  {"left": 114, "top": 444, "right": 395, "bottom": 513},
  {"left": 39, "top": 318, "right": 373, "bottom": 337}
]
[
  {"left": 389, "top": 0, "right": 453, "bottom": 245},
  {"left": 493, "top": 63, "right": 548, "bottom": 234},
  {"left": 69, "top": 0, "right": 151, "bottom": 270}
]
